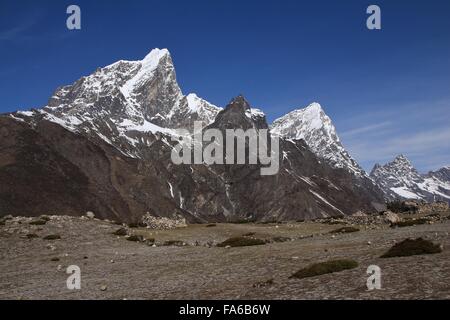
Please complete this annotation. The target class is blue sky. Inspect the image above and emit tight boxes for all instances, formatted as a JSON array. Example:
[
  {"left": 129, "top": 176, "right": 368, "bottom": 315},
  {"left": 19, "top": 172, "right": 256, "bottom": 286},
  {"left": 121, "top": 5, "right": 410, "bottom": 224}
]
[{"left": 1, "top": 0, "right": 449, "bottom": 172}]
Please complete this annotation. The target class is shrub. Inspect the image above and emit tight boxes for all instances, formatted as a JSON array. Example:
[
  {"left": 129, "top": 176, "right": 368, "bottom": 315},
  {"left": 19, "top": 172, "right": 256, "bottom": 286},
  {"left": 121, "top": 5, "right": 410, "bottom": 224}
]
[
  {"left": 329, "top": 226, "right": 360, "bottom": 234},
  {"left": 205, "top": 224, "right": 217, "bottom": 227},
  {"left": 217, "top": 236, "right": 266, "bottom": 247},
  {"left": 289, "top": 259, "right": 358, "bottom": 279},
  {"left": 112, "top": 228, "right": 128, "bottom": 236},
  {"left": 391, "top": 218, "right": 428, "bottom": 228},
  {"left": 128, "top": 223, "right": 139, "bottom": 228},
  {"left": 43, "top": 234, "right": 61, "bottom": 240},
  {"left": 126, "top": 235, "right": 143, "bottom": 242},
  {"left": 381, "top": 238, "right": 442, "bottom": 258},
  {"left": 26, "top": 233, "right": 39, "bottom": 239},
  {"left": 272, "top": 236, "right": 291, "bottom": 243},
  {"left": 29, "top": 219, "right": 47, "bottom": 225}
]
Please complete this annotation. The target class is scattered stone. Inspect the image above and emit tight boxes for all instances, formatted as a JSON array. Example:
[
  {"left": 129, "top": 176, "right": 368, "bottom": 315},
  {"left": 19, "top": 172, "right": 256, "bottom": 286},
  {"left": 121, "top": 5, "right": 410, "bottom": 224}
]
[
  {"left": 57, "top": 265, "right": 63, "bottom": 271},
  {"left": 367, "top": 241, "right": 372, "bottom": 245},
  {"left": 100, "top": 285, "right": 107, "bottom": 291},
  {"left": 163, "top": 240, "right": 185, "bottom": 247},
  {"left": 86, "top": 211, "right": 95, "bottom": 219},
  {"left": 46, "top": 244, "right": 57, "bottom": 251},
  {"left": 141, "top": 214, "right": 187, "bottom": 230},
  {"left": 383, "top": 211, "right": 401, "bottom": 224}
]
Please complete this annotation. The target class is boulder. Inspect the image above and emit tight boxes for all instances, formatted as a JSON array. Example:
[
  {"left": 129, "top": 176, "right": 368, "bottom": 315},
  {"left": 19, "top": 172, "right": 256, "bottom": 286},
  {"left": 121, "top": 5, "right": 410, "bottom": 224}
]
[
  {"left": 383, "top": 211, "right": 401, "bottom": 224},
  {"left": 141, "top": 214, "right": 187, "bottom": 230}
]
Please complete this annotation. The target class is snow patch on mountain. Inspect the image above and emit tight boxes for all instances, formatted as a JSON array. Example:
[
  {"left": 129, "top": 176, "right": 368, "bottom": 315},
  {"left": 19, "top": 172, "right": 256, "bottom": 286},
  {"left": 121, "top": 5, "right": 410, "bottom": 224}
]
[
  {"left": 370, "top": 155, "right": 450, "bottom": 201},
  {"left": 270, "top": 103, "right": 367, "bottom": 177},
  {"left": 12, "top": 48, "right": 221, "bottom": 158}
]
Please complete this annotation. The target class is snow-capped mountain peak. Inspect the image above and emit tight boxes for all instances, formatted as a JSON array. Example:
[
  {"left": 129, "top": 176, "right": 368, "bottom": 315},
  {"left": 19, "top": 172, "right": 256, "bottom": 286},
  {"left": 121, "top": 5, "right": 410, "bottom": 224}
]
[
  {"left": 370, "top": 155, "right": 450, "bottom": 201},
  {"left": 13, "top": 48, "right": 221, "bottom": 158},
  {"left": 270, "top": 102, "right": 366, "bottom": 177}
]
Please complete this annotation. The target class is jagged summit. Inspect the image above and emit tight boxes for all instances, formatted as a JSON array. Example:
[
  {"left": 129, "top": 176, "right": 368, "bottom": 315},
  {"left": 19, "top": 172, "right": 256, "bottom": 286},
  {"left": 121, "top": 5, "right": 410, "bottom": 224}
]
[
  {"left": 370, "top": 155, "right": 450, "bottom": 202},
  {"left": 226, "top": 95, "right": 251, "bottom": 111},
  {"left": 12, "top": 48, "right": 221, "bottom": 158},
  {"left": 210, "top": 95, "right": 268, "bottom": 130},
  {"left": 270, "top": 102, "right": 367, "bottom": 177},
  {"left": 393, "top": 154, "right": 412, "bottom": 164},
  {"left": 1, "top": 48, "right": 388, "bottom": 221}
]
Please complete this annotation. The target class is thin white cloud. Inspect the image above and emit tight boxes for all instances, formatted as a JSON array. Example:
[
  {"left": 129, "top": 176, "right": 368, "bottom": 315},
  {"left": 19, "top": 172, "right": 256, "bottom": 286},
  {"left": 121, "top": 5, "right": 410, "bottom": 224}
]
[
  {"left": 338, "top": 99, "right": 450, "bottom": 172},
  {"left": 340, "top": 121, "right": 392, "bottom": 138}
]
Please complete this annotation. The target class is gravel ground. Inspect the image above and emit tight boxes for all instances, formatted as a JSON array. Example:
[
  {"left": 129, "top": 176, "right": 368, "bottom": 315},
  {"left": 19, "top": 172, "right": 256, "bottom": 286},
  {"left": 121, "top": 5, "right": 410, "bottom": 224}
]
[{"left": 0, "top": 215, "right": 449, "bottom": 300}]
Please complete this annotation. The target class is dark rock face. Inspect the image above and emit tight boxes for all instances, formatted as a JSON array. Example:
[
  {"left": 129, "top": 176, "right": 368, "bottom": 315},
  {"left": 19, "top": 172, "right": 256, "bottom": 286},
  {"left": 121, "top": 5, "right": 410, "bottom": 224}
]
[
  {"left": 0, "top": 49, "right": 386, "bottom": 222},
  {"left": 1, "top": 96, "right": 384, "bottom": 222}
]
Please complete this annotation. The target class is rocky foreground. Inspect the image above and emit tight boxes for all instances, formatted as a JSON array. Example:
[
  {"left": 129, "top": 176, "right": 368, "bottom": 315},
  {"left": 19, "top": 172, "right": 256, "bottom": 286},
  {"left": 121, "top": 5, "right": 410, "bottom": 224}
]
[{"left": 1, "top": 208, "right": 449, "bottom": 300}]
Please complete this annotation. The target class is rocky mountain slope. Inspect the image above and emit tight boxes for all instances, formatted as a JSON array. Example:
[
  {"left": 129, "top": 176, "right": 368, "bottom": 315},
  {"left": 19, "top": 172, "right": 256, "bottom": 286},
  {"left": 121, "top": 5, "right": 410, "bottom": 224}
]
[
  {"left": 370, "top": 155, "right": 450, "bottom": 202},
  {"left": 270, "top": 103, "right": 366, "bottom": 178},
  {"left": 12, "top": 49, "right": 221, "bottom": 159},
  {"left": 1, "top": 48, "right": 386, "bottom": 222}
]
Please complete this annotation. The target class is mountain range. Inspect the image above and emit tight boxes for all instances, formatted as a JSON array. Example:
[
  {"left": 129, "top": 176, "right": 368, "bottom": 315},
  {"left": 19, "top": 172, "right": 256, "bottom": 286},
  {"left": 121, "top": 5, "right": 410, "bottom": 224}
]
[
  {"left": 370, "top": 155, "right": 450, "bottom": 202},
  {"left": 0, "top": 48, "right": 448, "bottom": 222}
]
